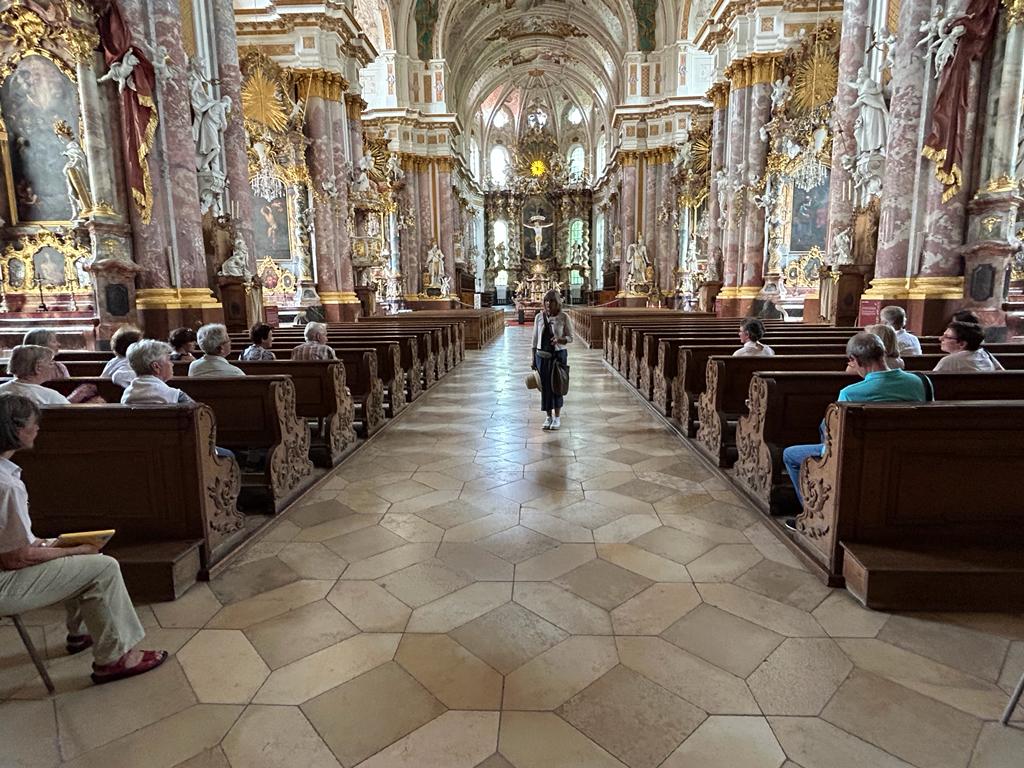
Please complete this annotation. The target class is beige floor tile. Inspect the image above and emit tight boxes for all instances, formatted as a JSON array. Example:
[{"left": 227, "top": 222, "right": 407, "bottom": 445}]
[
  {"left": 389, "top": 489, "right": 466, "bottom": 516},
  {"left": 418, "top": 499, "right": 493, "bottom": 529},
  {"left": 554, "top": 558, "right": 653, "bottom": 610},
  {"left": 206, "top": 580, "right": 334, "bottom": 630},
  {"left": 374, "top": 479, "right": 435, "bottom": 503},
  {"left": 687, "top": 544, "right": 763, "bottom": 582},
  {"left": 512, "top": 582, "right": 613, "bottom": 635},
  {"left": 0, "top": 699, "right": 60, "bottom": 768},
  {"left": 253, "top": 633, "right": 401, "bottom": 705},
  {"left": 56, "top": 659, "right": 196, "bottom": 760},
  {"left": 301, "top": 661, "right": 445, "bottom": 767},
  {"left": 405, "top": 582, "right": 513, "bottom": 633},
  {"left": 969, "top": 721, "right": 1024, "bottom": 768},
  {"left": 475, "top": 753, "right": 515, "bottom": 768},
  {"left": 558, "top": 664, "right": 705, "bottom": 768},
  {"left": 520, "top": 511, "right": 594, "bottom": 542},
  {"left": 734, "top": 559, "right": 831, "bottom": 613},
  {"left": 276, "top": 543, "right": 348, "bottom": 580},
  {"left": 611, "top": 583, "right": 701, "bottom": 635},
  {"left": 411, "top": 471, "right": 466, "bottom": 491},
  {"left": 617, "top": 636, "right": 759, "bottom": 715},
  {"left": 177, "top": 630, "right": 270, "bottom": 704},
  {"left": 822, "top": 670, "right": 983, "bottom": 768},
  {"left": 340, "top": 543, "right": 439, "bottom": 581},
  {"left": 768, "top": 716, "right": 915, "bottom": 768},
  {"left": 379, "top": 513, "right": 445, "bottom": 542},
  {"left": 326, "top": 581, "right": 411, "bottom": 632},
  {"left": 208, "top": 558, "right": 300, "bottom": 605},
  {"left": 324, "top": 525, "right": 407, "bottom": 562},
  {"left": 245, "top": 600, "right": 358, "bottom": 669},
  {"left": 502, "top": 636, "right": 618, "bottom": 710},
  {"left": 173, "top": 746, "right": 231, "bottom": 768},
  {"left": 515, "top": 543, "right": 597, "bottom": 581},
  {"left": 260, "top": 519, "right": 301, "bottom": 542},
  {"left": 661, "top": 716, "right": 785, "bottom": 768},
  {"left": 288, "top": 499, "right": 359, "bottom": 528},
  {"left": 654, "top": 492, "right": 716, "bottom": 515},
  {"left": 595, "top": 543, "right": 693, "bottom": 582},
  {"left": 435, "top": 543, "right": 515, "bottom": 581},
  {"left": 688, "top": 500, "right": 761, "bottom": 531},
  {"left": 659, "top": 513, "right": 750, "bottom": 544},
  {"left": 878, "top": 614, "right": 1010, "bottom": 683},
  {"left": 498, "top": 711, "right": 626, "bottom": 768},
  {"left": 1000, "top": 640, "right": 1023, "bottom": 692},
  {"left": 450, "top": 602, "right": 568, "bottom": 674},
  {"left": 442, "top": 511, "right": 520, "bottom": 543},
  {"left": 151, "top": 583, "right": 223, "bottom": 629},
  {"left": 741, "top": 522, "right": 804, "bottom": 569},
  {"left": 661, "top": 603, "right": 784, "bottom": 678},
  {"left": 395, "top": 634, "right": 502, "bottom": 709},
  {"left": 377, "top": 559, "right": 473, "bottom": 608},
  {"left": 479, "top": 526, "right": 559, "bottom": 564},
  {"left": 592, "top": 514, "right": 663, "bottom": 544},
  {"left": 610, "top": 477, "right": 679, "bottom": 504},
  {"left": 747, "top": 638, "right": 852, "bottom": 716},
  {"left": 554, "top": 499, "right": 626, "bottom": 529},
  {"left": 354, "top": 711, "right": 499, "bottom": 768},
  {"left": 811, "top": 591, "right": 890, "bottom": 639},
  {"left": 697, "top": 584, "right": 825, "bottom": 637},
  {"left": 61, "top": 704, "right": 242, "bottom": 768},
  {"left": 581, "top": 471, "right": 637, "bottom": 491},
  {"left": 521, "top": 490, "right": 587, "bottom": 512},
  {"left": 631, "top": 526, "right": 717, "bottom": 565},
  {"left": 221, "top": 705, "right": 340, "bottom": 768},
  {"left": 584, "top": 490, "right": 657, "bottom": 516},
  {"left": 291, "top": 513, "right": 382, "bottom": 543}
]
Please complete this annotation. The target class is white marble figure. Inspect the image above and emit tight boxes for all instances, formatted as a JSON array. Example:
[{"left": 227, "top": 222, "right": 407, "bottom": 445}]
[
  {"left": 386, "top": 152, "right": 405, "bottom": 181},
  {"left": 198, "top": 170, "right": 227, "bottom": 215},
  {"left": 770, "top": 76, "right": 791, "bottom": 110},
  {"left": 426, "top": 241, "right": 445, "bottom": 288},
  {"left": 288, "top": 98, "right": 305, "bottom": 126},
  {"left": 440, "top": 275, "right": 452, "bottom": 296},
  {"left": 149, "top": 45, "right": 171, "bottom": 82},
  {"left": 321, "top": 174, "right": 339, "bottom": 199},
  {"left": 873, "top": 30, "right": 897, "bottom": 73},
  {"left": 359, "top": 154, "right": 376, "bottom": 175},
  {"left": 189, "top": 59, "right": 232, "bottom": 172},
  {"left": 673, "top": 130, "right": 693, "bottom": 171},
  {"left": 353, "top": 169, "right": 371, "bottom": 194},
  {"left": 61, "top": 136, "right": 91, "bottom": 220},
  {"left": 524, "top": 214, "right": 554, "bottom": 257},
  {"left": 220, "top": 233, "right": 254, "bottom": 280},
  {"left": 850, "top": 67, "right": 889, "bottom": 156},
  {"left": 625, "top": 238, "right": 650, "bottom": 292},
  {"left": 917, "top": 6, "right": 947, "bottom": 52},
  {"left": 832, "top": 227, "right": 853, "bottom": 265},
  {"left": 97, "top": 51, "right": 140, "bottom": 93},
  {"left": 931, "top": 22, "right": 966, "bottom": 79},
  {"left": 493, "top": 242, "right": 508, "bottom": 270}
]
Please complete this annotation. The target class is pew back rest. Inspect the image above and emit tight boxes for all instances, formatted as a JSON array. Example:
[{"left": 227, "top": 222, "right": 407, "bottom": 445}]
[
  {"left": 231, "top": 361, "right": 346, "bottom": 418},
  {"left": 171, "top": 376, "right": 289, "bottom": 449}
]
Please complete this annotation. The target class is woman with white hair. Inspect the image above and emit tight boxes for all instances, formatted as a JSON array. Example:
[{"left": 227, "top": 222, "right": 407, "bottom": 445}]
[
  {"left": 121, "top": 340, "right": 193, "bottom": 404},
  {"left": 0, "top": 346, "right": 72, "bottom": 405},
  {"left": 188, "top": 324, "right": 245, "bottom": 377},
  {"left": 291, "top": 321, "right": 336, "bottom": 361},
  {"left": 22, "top": 329, "right": 70, "bottom": 379}
]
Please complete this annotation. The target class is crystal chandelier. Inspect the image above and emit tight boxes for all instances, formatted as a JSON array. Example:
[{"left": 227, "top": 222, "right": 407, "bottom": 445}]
[
  {"left": 250, "top": 138, "right": 285, "bottom": 202},
  {"left": 791, "top": 155, "right": 828, "bottom": 192}
]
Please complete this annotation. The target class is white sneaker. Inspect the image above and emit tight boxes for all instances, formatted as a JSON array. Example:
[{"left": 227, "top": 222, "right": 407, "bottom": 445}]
[
  {"left": 550, "top": 416, "right": 561, "bottom": 430},
  {"left": 542, "top": 416, "right": 553, "bottom": 430}
]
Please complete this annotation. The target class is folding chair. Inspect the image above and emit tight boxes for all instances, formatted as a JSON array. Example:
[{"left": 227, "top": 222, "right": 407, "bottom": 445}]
[
  {"left": 1003, "top": 669, "right": 1023, "bottom": 726},
  {"left": 6, "top": 614, "right": 55, "bottom": 694}
]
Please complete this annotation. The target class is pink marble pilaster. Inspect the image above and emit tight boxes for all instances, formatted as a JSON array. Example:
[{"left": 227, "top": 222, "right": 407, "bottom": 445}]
[
  {"left": 742, "top": 81, "right": 771, "bottom": 287},
  {"left": 655, "top": 161, "right": 675, "bottom": 292},
  {"left": 722, "top": 86, "right": 748, "bottom": 289},
  {"left": 418, "top": 167, "right": 434, "bottom": 293},
  {"left": 305, "top": 96, "right": 340, "bottom": 293},
  {"left": 620, "top": 163, "right": 638, "bottom": 292},
  {"left": 707, "top": 102, "right": 728, "bottom": 270},
  {"left": 439, "top": 168, "right": 456, "bottom": 283},
  {"left": 328, "top": 98, "right": 354, "bottom": 293}
]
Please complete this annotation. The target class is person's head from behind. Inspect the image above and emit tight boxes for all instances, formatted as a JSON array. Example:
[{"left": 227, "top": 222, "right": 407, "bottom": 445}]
[
  {"left": 197, "top": 323, "right": 231, "bottom": 357},
  {"left": 879, "top": 305, "right": 907, "bottom": 331},
  {"left": 0, "top": 394, "right": 41, "bottom": 455},
  {"left": 304, "top": 321, "right": 328, "bottom": 344},
  {"left": 951, "top": 310, "right": 980, "bottom": 325},
  {"left": 865, "top": 323, "right": 900, "bottom": 360},
  {"left": 22, "top": 329, "right": 59, "bottom": 353},
  {"left": 941, "top": 320, "right": 985, "bottom": 353},
  {"left": 168, "top": 327, "right": 196, "bottom": 355},
  {"left": 845, "top": 332, "right": 887, "bottom": 377},
  {"left": 250, "top": 322, "right": 274, "bottom": 348},
  {"left": 127, "top": 339, "right": 175, "bottom": 381},
  {"left": 7, "top": 345, "right": 57, "bottom": 384},
  {"left": 542, "top": 289, "right": 561, "bottom": 316},
  {"left": 111, "top": 325, "right": 143, "bottom": 358},
  {"left": 739, "top": 318, "right": 765, "bottom": 345}
]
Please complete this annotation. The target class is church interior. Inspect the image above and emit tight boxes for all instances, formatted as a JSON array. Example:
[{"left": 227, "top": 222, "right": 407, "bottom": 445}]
[{"left": 1, "top": 0, "right": 1024, "bottom": 765}]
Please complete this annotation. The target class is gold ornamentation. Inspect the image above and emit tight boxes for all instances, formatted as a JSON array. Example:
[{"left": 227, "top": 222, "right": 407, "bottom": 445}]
[
  {"left": 792, "top": 42, "right": 839, "bottom": 112},
  {"left": 293, "top": 68, "right": 348, "bottom": 103},
  {"left": 0, "top": 4, "right": 98, "bottom": 82},
  {"left": 983, "top": 174, "right": 1017, "bottom": 193},
  {"left": 1, "top": 231, "right": 91, "bottom": 295},
  {"left": 1004, "top": 0, "right": 1024, "bottom": 26},
  {"left": 784, "top": 246, "right": 825, "bottom": 289},
  {"left": 242, "top": 68, "right": 289, "bottom": 132}
]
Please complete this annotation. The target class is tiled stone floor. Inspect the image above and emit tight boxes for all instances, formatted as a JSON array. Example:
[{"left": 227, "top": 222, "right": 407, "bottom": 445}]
[{"left": 3, "top": 325, "right": 1023, "bottom": 767}]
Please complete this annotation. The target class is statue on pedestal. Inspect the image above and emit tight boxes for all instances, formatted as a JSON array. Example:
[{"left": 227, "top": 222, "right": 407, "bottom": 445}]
[
  {"left": 426, "top": 240, "right": 445, "bottom": 288},
  {"left": 850, "top": 67, "right": 889, "bottom": 156},
  {"left": 55, "top": 121, "right": 93, "bottom": 221},
  {"left": 611, "top": 227, "right": 623, "bottom": 264},
  {"left": 625, "top": 238, "right": 650, "bottom": 293},
  {"left": 189, "top": 58, "right": 232, "bottom": 173},
  {"left": 219, "top": 232, "right": 254, "bottom": 280}
]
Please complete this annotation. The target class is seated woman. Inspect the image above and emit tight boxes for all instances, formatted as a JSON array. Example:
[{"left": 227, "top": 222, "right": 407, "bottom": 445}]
[
  {"left": 732, "top": 318, "right": 774, "bottom": 357},
  {"left": 121, "top": 340, "right": 192, "bottom": 404},
  {"left": 22, "top": 329, "right": 70, "bottom": 379},
  {"left": 0, "top": 345, "right": 95, "bottom": 405},
  {"left": 188, "top": 324, "right": 245, "bottom": 377},
  {"left": 935, "top": 320, "right": 1005, "bottom": 372},
  {"left": 168, "top": 327, "right": 197, "bottom": 362},
  {"left": 240, "top": 323, "right": 275, "bottom": 361},
  {"left": 865, "top": 324, "right": 904, "bottom": 369},
  {"left": 0, "top": 394, "right": 167, "bottom": 684},
  {"left": 291, "top": 322, "right": 336, "bottom": 361},
  {"left": 101, "top": 325, "right": 143, "bottom": 388}
]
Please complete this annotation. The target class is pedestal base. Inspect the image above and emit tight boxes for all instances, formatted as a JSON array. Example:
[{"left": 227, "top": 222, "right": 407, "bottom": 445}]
[{"left": 135, "top": 288, "right": 223, "bottom": 341}]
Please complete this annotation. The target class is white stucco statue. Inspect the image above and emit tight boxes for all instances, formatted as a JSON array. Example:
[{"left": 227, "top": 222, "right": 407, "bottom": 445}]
[
  {"left": 440, "top": 275, "right": 452, "bottom": 296},
  {"left": 220, "top": 233, "right": 254, "bottom": 280},
  {"left": 611, "top": 227, "right": 623, "bottom": 263},
  {"left": 189, "top": 58, "right": 232, "bottom": 172},
  {"left": 426, "top": 240, "right": 445, "bottom": 287},
  {"left": 625, "top": 238, "right": 650, "bottom": 290},
  {"left": 673, "top": 130, "right": 693, "bottom": 170},
  {"left": 524, "top": 214, "right": 554, "bottom": 257},
  {"left": 832, "top": 227, "right": 853, "bottom": 265},
  {"left": 60, "top": 135, "right": 92, "bottom": 220},
  {"left": 386, "top": 152, "right": 405, "bottom": 181},
  {"left": 931, "top": 22, "right": 966, "bottom": 79},
  {"left": 770, "top": 75, "right": 791, "bottom": 110},
  {"left": 97, "top": 50, "right": 140, "bottom": 93},
  {"left": 850, "top": 66, "right": 889, "bottom": 156}
]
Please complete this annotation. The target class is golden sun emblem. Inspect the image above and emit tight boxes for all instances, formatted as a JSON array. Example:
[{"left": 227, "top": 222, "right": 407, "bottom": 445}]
[{"left": 530, "top": 159, "right": 547, "bottom": 177}]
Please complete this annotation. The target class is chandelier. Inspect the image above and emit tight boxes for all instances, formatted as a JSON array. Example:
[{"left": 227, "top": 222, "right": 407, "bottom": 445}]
[
  {"left": 250, "top": 136, "right": 285, "bottom": 201},
  {"left": 790, "top": 155, "right": 828, "bottom": 191}
]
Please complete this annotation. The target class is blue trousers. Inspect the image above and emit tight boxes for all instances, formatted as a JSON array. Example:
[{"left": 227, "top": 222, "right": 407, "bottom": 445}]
[{"left": 782, "top": 443, "right": 824, "bottom": 506}]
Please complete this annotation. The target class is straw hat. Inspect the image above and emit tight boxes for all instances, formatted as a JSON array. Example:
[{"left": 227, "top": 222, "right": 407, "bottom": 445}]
[{"left": 525, "top": 369, "right": 542, "bottom": 390}]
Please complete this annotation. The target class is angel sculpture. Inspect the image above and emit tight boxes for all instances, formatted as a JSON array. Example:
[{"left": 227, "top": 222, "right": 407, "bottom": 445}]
[
  {"left": 673, "top": 130, "right": 693, "bottom": 170},
  {"left": 770, "top": 76, "right": 791, "bottom": 110},
  {"left": 917, "top": 6, "right": 946, "bottom": 51},
  {"left": 832, "top": 228, "right": 853, "bottom": 264},
  {"left": 386, "top": 153, "right": 405, "bottom": 181},
  {"left": 97, "top": 50, "right": 140, "bottom": 93},
  {"left": 931, "top": 22, "right": 966, "bottom": 78}
]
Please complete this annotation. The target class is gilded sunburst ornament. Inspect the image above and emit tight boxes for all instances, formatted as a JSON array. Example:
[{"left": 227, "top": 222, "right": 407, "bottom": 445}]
[
  {"left": 242, "top": 69, "right": 288, "bottom": 132},
  {"left": 792, "top": 44, "right": 837, "bottom": 113},
  {"left": 691, "top": 132, "right": 712, "bottom": 176}
]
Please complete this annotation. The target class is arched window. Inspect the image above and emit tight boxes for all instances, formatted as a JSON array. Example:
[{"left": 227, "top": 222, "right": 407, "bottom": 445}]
[
  {"left": 568, "top": 218, "right": 584, "bottom": 247},
  {"left": 493, "top": 219, "right": 508, "bottom": 246},
  {"left": 567, "top": 145, "right": 585, "bottom": 178},
  {"left": 489, "top": 145, "right": 509, "bottom": 185},
  {"left": 595, "top": 132, "right": 607, "bottom": 177},
  {"left": 469, "top": 137, "right": 481, "bottom": 181}
]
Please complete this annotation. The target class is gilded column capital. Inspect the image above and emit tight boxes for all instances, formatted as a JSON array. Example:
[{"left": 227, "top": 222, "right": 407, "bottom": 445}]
[
  {"left": 292, "top": 68, "right": 348, "bottom": 102},
  {"left": 724, "top": 58, "right": 751, "bottom": 90},
  {"left": 706, "top": 82, "right": 731, "bottom": 110},
  {"left": 748, "top": 53, "right": 781, "bottom": 86}
]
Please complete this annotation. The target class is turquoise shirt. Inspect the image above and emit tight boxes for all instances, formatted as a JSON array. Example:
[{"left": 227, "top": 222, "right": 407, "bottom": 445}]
[{"left": 838, "top": 368, "right": 926, "bottom": 403}]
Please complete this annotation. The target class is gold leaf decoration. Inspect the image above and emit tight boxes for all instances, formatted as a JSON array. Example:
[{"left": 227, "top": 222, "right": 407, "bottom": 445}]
[
  {"left": 792, "top": 43, "right": 838, "bottom": 113},
  {"left": 242, "top": 69, "right": 287, "bottom": 132},
  {"left": 691, "top": 130, "right": 712, "bottom": 177}
]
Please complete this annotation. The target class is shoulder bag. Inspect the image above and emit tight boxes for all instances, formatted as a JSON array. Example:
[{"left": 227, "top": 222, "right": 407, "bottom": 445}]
[{"left": 547, "top": 316, "right": 570, "bottom": 396}]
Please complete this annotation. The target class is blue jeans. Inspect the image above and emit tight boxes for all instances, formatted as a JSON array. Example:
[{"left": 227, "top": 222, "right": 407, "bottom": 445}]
[{"left": 782, "top": 443, "right": 824, "bottom": 506}]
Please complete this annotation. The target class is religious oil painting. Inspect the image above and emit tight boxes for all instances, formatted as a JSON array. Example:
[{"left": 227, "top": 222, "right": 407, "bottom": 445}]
[
  {"left": 789, "top": 174, "right": 830, "bottom": 253},
  {"left": 33, "top": 247, "right": 67, "bottom": 286},
  {"left": 252, "top": 195, "right": 291, "bottom": 262},
  {"left": 7, "top": 258, "right": 25, "bottom": 289},
  {"left": 0, "top": 56, "right": 82, "bottom": 223}
]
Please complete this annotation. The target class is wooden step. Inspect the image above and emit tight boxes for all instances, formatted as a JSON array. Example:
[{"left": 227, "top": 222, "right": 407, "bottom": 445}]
[
  {"left": 842, "top": 541, "right": 1024, "bottom": 611},
  {"left": 108, "top": 540, "right": 203, "bottom": 603}
]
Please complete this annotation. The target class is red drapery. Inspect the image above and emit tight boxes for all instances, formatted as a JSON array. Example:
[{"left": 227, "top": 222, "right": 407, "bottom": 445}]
[
  {"left": 922, "top": 0, "right": 1000, "bottom": 202},
  {"left": 96, "top": 1, "right": 158, "bottom": 223}
]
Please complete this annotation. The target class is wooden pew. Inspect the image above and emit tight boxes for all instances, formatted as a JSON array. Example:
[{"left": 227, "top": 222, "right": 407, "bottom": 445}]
[
  {"left": 361, "top": 309, "right": 498, "bottom": 350},
  {"left": 565, "top": 307, "right": 691, "bottom": 349},
  {"left": 18, "top": 404, "right": 243, "bottom": 601},
  {"left": 734, "top": 370, "right": 1024, "bottom": 517},
  {"left": 795, "top": 401, "right": 1024, "bottom": 609}
]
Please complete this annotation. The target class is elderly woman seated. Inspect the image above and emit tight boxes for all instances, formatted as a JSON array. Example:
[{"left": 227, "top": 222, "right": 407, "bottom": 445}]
[
  {"left": 732, "top": 318, "right": 774, "bottom": 357},
  {"left": 291, "top": 322, "right": 336, "bottom": 361},
  {"left": 168, "top": 327, "right": 198, "bottom": 362},
  {"left": 935, "top": 320, "right": 1004, "bottom": 372},
  {"left": 240, "top": 323, "right": 275, "bottom": 361},
  {"left": 121, "top": 340, "right": 193, "bottom": 404},
  {"left": 0, "top": 345, "right": 96, "bottom": 405},
  {"left": 865, "top": 323, "right": 904, "bottom": 369},
  {"left": 188, "top": 324, "right": 245, "bottom": 377},
  {"left": 0, "top": 394, "right": 167, "bottom": 684},
  {"left": 22, "top": 329, "right": 70, "bottom": 379},
  {"left": 101, "top": 325, "right": 143, "bottom": 388}
]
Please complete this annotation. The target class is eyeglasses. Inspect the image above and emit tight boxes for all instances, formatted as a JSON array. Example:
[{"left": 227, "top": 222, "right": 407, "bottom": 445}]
[{"left": 941, "top": 333, "right": 959, "bottom": 341}]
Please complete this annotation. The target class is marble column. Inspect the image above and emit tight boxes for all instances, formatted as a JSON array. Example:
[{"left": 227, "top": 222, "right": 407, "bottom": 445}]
[
  {"left": 719, "top": 65, "right": 749, "bottom": 315},
  {"left": 328, "top": 95, "right": 358, "bottom": 318},
  {"left": 418, "top": 164, "right": 434, "bottom": 294},
  {"left": 439, "top": 164, "right": 457, "bottom": 287},
  {"left": 742, "top": 57, "right": 775, "bottom": 302},
  {"left": 619, "top": 158, "right": 638, "bottom": 295},
  {"left": 654, "top": 157, "right": 676, "bottom": 295},
  {"left": 303, "top": 92, "right": 342, "bottom": 318},
  {"left": 706, "top": 83, "right": 729, "bottom": 280}
]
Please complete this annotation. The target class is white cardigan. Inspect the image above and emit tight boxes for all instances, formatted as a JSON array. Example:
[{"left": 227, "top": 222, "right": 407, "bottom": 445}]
[{"left": 532, "top": 311, "right": 575, "bottom": 353}]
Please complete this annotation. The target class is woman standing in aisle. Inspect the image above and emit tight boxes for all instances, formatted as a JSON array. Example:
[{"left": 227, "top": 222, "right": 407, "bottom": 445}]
[{"left": 532, "top": 289, "right": 573, "bottom": 430}]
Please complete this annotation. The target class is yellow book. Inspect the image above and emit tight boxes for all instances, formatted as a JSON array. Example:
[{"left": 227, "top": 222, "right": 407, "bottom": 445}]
[{"left": 54, "top": 530, "right": 116, "bottom": 550}]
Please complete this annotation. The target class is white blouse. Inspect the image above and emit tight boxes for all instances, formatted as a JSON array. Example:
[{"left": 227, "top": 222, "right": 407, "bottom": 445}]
[{"left": 532, "top": 311, "right": 575, "bottom": 353}]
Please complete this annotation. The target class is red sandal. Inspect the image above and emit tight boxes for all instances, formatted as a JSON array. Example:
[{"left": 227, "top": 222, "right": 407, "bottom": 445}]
[{"left": 91, "top": 649, "right": 168, "bottom": 685}]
